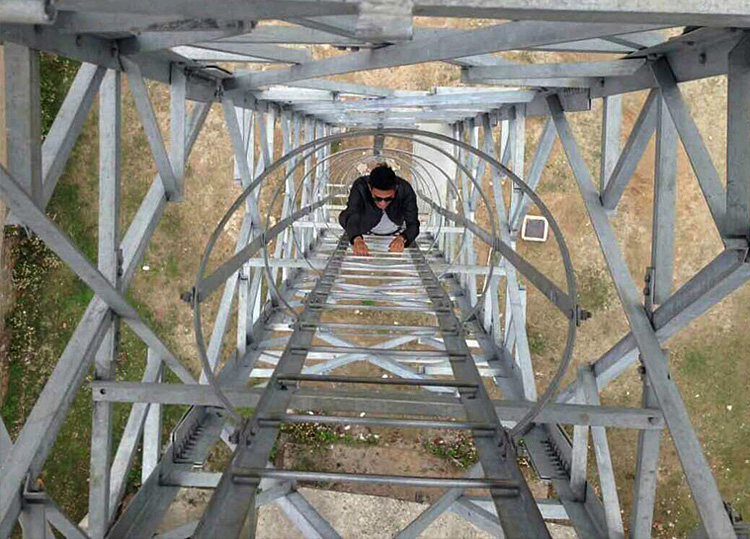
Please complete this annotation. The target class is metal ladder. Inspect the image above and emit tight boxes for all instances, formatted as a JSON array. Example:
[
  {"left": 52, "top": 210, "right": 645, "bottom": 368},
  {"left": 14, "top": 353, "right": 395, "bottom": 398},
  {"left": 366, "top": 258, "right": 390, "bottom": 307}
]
[{"left": 194, "top": 233, "right": 550, "bottom": 538}]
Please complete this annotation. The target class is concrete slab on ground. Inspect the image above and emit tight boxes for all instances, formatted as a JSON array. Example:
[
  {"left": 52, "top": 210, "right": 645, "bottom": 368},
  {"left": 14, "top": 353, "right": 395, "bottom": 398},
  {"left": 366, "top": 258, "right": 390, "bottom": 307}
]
[{"left": 159, "top": 486, "right": 578, "bottom": 538}]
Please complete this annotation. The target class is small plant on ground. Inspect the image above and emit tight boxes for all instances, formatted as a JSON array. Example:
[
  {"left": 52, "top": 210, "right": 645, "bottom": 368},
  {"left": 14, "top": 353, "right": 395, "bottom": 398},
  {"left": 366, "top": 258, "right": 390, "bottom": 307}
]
[
  {"left": 528, "top": 330, "right": 547, "bottom": 355},
  {"left": 423, "top": 432, "right": 478, "bottom": 469},
  {"left": 577, "top": 266, "right": 612, "bottom": 313},
  {"left": 280, "top": 413, "right": 380, "bottom": 447}
]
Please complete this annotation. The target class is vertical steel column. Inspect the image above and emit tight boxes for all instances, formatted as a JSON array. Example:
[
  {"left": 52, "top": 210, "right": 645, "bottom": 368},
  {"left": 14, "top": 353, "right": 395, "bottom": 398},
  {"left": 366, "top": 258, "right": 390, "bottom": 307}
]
[
  {"left": 476, "top": 114, "right": 536, "bottom": 400},
  {"left": 236, "top": 106, "right": 256, "bottom": 357},
  {"left": 374, "top": 132, "right": 385, "bottom": 156},
  {"left": 141, "top": 361, "right": 164, "bottom": 482},
  {"left": 569, "top": 368, "right": 589, "bottom": 501},
  {"left": 252, "top": 106, "right": 275, "bottom": 318},
  {"left": 4, "top": 43, "right": 42, "bottom": 205},
  {"left": 300, "top": 116, "right": 315, "bottom": 252},
  {"left": 726, "top": 34, "right": 750, "bottom": 238},
  {"left": 509, "top": 104, "right": 526, "bottom": 219},
  {"left": 233, "top": 106, "right": 254, "bottom": 184},
  {"left": 254, "top": 108, "right": 272, "bottom": 179},
  {"left": 219, "top": 97, "right": 263, "bottom": 368},
  {"left": 651, "top": 95, "right": 678, "bottom": 304},
  {"left": 600, "top": 95, "right": 623, "bottom": 196},
  {"left": 321, "top": 124, "right": 332, "bottom": 223},
  {"left": 630, "top": 361, "right": 663, "bottom": 537},
  {"left": 107, "top": 349, "right": 163, "bottom": 524},
  {"left": 169, "top": 65, "right": 187, "bottom": 202},
  {"left": 464, "top": 118, "right": 479, "bottom": 306},
  {"left": 310, "top": 120, "right": 325, "bottom": 235},
  {"left": 579, "top": 366, "right": 625, "bottom": 538},
  {"left": 505, "top": 274, "right": 534, "bottom": 400},
  {"left": 480, "top": 114, "right": 502, "bottom": 344},
  {"left": 237, "top": 262, "right": 252, "bottom": 359},
  {"left": 18, "top": 500, "right": 48, "bottom": 539},
  {"left": 88, "top": 69, "right": 121, "bottom": 539},
  {"left": 443, "top": 122, "right": 459, "bottom": 260},
  {"left": 503, "top": 104, "right": 535, "bottom": 399},
  {"left": 285, "top": 114, "right": 302, "bottom": 268},
  {"left": 271, "top": 110, "right": 293, "bottom": 284},
  {"left": 457, "top": 121, "right": 472, "bottom": 299},
  {"left": 500, "top": 116, "right": 511, "bottom": 168}
]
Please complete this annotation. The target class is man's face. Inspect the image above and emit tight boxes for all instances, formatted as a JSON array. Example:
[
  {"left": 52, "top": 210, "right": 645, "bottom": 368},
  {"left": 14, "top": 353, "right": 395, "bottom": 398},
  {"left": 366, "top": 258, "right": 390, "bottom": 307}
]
[{"left": 370, "top": 186, "right": 396, "bottom": 210}]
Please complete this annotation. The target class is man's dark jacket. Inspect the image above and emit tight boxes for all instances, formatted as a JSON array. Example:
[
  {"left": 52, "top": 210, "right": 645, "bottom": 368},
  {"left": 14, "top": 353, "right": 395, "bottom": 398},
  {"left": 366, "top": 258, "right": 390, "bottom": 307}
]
[{"left": 338, "top": 176, "right": 420, "bottom": 246}]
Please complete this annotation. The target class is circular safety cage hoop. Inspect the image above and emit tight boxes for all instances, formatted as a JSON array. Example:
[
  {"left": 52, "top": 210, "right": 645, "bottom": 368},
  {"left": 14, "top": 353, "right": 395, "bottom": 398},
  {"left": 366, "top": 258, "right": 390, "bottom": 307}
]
[{"left": 192, "top": 128, "right": 580, "bottom": 438}]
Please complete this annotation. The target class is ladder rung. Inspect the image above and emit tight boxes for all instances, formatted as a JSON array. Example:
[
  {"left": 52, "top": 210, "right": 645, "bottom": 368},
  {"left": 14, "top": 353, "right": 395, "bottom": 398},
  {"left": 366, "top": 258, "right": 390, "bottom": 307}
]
[
  {"left": 276, "top": 374, "right": 478, "bottom": 389},
  {"left": 295, "top": 322, "right": 445, "bottom": 333},
  {"left": 307, "top": 303, "right": 445, "bottom": 313},
  {"left": 232, "top": 467, "right": 519, "bottom": 491},
  {"left": 258, "top": 414, "right": 500, "bottom": 431},
  {"left": 291, "top": 345, "right": 451, "bottom": 357}
]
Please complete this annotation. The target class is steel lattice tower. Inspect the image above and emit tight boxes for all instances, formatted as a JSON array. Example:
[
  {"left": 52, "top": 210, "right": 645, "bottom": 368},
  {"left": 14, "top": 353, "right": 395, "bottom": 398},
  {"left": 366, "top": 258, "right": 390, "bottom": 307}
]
[{"left": 0, "top": 2, "right": 748, "bottom": 538}]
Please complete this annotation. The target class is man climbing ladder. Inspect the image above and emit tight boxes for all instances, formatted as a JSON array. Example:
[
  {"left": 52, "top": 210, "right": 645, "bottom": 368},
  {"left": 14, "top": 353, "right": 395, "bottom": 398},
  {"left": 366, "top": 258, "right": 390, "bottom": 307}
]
[{"left": 338, "top": 164, "right": 420, "bottom": 256}]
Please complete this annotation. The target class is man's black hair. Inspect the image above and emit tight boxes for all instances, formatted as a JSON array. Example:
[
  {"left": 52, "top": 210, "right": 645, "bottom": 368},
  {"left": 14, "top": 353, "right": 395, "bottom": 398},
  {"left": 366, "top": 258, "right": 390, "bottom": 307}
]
[{"left": 368, "top": 164, "right": 398, "bottom": 190}]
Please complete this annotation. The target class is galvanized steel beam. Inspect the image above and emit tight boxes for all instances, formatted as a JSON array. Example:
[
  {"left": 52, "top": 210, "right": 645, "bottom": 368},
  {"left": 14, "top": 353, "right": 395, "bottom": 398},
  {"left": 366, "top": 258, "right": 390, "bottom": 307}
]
[
  {"left": 227, "top": 22, "right": 663, "bottom": 89},
  {"left": 88, "top": 68, "right": 122, "bottom": 539}
]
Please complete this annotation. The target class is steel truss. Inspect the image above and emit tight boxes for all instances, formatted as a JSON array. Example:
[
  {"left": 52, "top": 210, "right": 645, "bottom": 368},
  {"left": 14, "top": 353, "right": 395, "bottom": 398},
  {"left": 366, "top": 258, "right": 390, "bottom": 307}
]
[{"left": 0, "top": 3, "right": 749, "bottom": 538}]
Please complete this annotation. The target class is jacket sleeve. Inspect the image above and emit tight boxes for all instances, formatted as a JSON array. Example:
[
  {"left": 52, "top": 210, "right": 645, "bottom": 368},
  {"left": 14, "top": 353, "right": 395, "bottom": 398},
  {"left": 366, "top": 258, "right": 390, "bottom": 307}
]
[
  {"left": 400, "top": 183, "right": 420, "bottom": 247},
  {"left": 338, "top": 178, "right": 368, "bottom": 243}
]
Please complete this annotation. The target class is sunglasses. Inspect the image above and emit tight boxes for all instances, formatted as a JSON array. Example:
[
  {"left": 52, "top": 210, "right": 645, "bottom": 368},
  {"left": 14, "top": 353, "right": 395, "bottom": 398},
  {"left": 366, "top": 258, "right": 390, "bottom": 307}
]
[{"left": 372, "top": 195, "right": 395, "bottom": 203}]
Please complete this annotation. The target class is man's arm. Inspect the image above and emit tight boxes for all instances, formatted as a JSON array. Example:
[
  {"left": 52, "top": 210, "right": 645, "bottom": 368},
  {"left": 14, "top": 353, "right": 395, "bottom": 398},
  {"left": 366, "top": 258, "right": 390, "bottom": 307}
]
[
  {"left": 338, "top": 178, "right": 367, "bottom": 244},
  {"left": 400, "top": 183, "right": 420, "bottom": 247}
]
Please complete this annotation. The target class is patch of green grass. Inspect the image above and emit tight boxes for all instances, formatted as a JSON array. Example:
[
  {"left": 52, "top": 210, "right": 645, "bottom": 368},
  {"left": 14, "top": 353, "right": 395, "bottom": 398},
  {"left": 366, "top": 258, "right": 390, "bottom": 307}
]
[
  {"left": 423, "top": 432, "right": 478, "bottom": 469},
  {"left": 528, "top": 330, "right": 547, "bottom": 355},
  {"left": 48, "top": 176, "right": 98, "bottom": 262},
  {"left": 1, "top": 226, "right": 98, "bottom": 520},
  {"left": 160, "top": 209, "right": 182, "bottom": 236},
  {"left": 678, "top": 348, "right": 709, "bottom": 378},
  {"left": 40, "top": 53, "right": 81, "bottom": 137},
  {"left": 660, "top": 341, "right": 750, "bottom": 532},
  {"left": 361, "top": 299, "right": 377, "bottom": 306},
  {"left": 1, "top": 229, "right": 65, "bottom": 427},
  {"left": 280, "top": 418, "right": 379, "bottom": 448},
  {"left": 577, "top": 267, "right": 612, "bottom": 313},
  {"left": 165, "top": 254, "right": 180, "bottom": 279}
]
